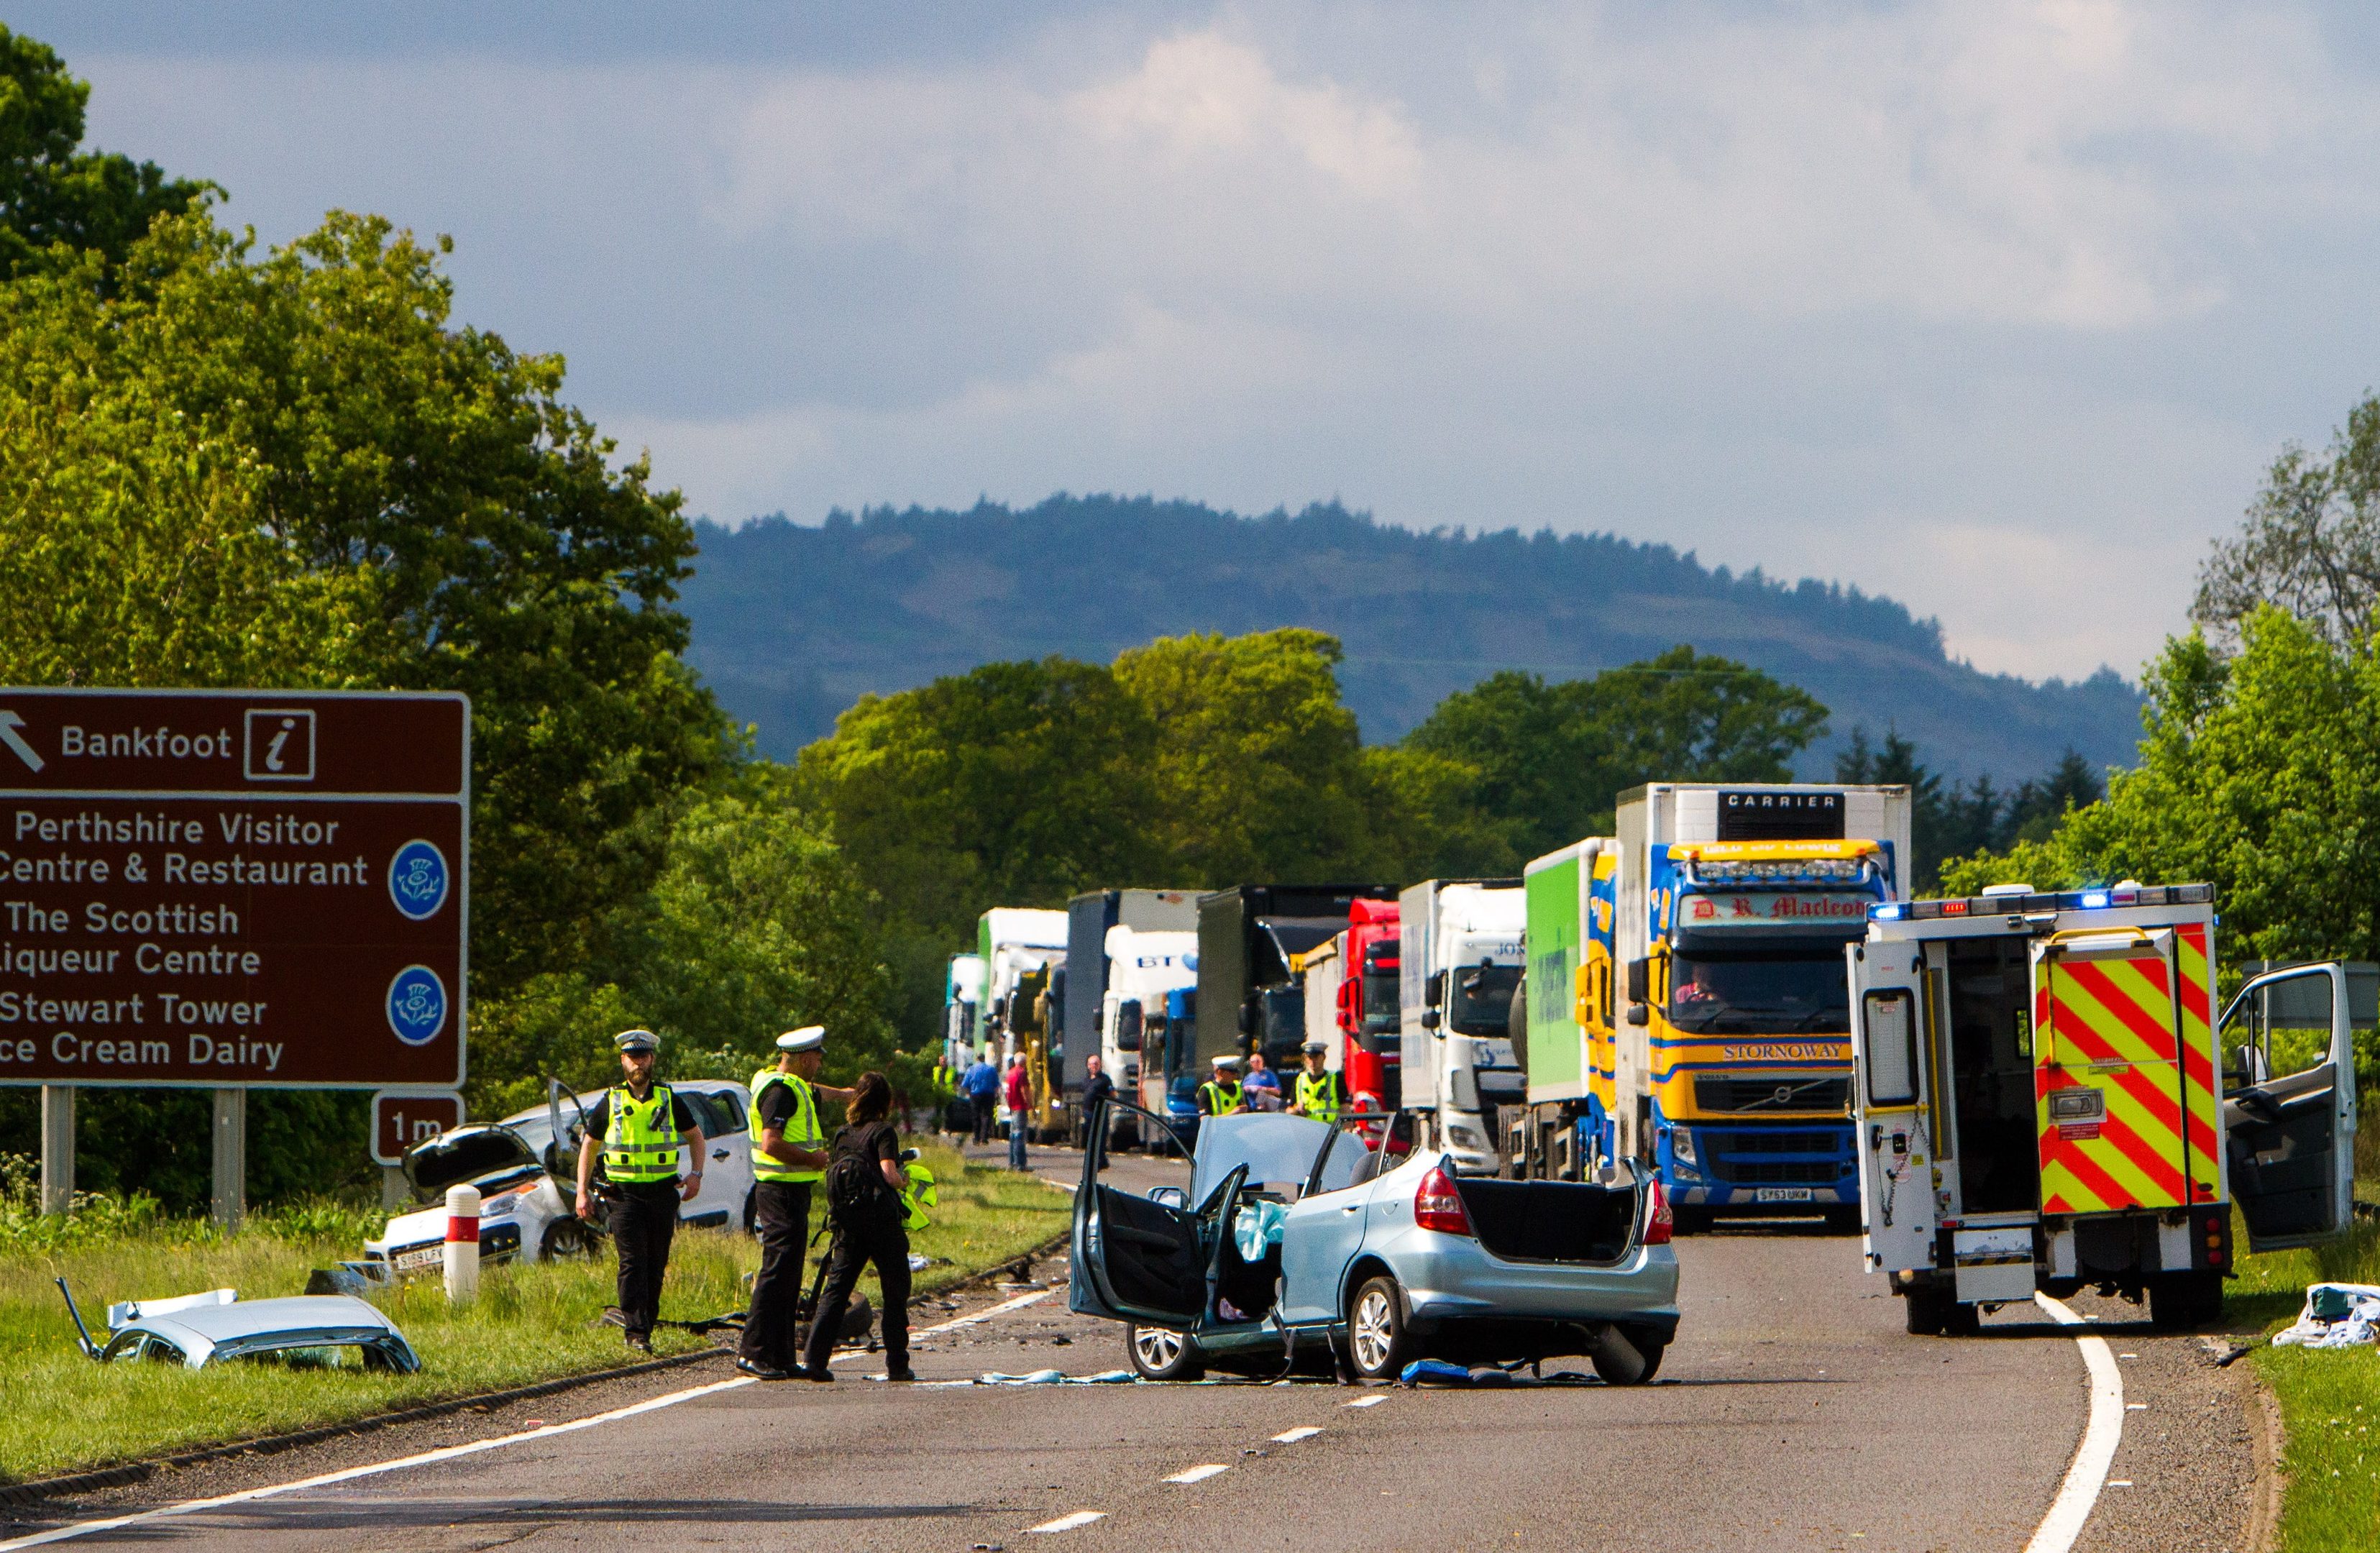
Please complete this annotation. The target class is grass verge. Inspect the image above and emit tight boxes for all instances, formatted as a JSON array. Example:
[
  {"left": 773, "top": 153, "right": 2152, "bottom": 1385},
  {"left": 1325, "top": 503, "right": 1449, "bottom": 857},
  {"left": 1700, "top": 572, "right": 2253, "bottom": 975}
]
[
  {"left": 0, "top": 1140, "right": 1067, "bottom": 1485},
  {"left": 2230, "top": 1192, "right": 2380, "bottom": 1551}
]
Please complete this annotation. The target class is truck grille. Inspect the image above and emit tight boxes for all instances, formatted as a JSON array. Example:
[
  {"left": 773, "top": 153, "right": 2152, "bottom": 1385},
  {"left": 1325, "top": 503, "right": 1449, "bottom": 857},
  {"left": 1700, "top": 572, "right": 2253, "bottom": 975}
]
[
  {"left": 1708, "top": 1158, "right": 1844, "bottom": 1185},
  {"left": 1719, "top": 1130, "right": 1841, "bottom": 1155},
  {"left": 1693, "top": 1076, "right": 1849, "bottom": 1114}
]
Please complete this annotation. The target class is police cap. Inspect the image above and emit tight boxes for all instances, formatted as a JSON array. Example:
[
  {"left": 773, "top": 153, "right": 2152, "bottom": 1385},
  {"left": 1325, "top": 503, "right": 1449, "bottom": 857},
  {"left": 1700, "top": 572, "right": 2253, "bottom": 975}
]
[
  {"left": 1301, "top": 1040, "right": 1327, "bottom": 1055},
  {"left": 777, "top": 1025, "right": 826, "bottom": 1054},
  {"left": 614, "top": 1028, "right": 660, "bottom": 1053}
]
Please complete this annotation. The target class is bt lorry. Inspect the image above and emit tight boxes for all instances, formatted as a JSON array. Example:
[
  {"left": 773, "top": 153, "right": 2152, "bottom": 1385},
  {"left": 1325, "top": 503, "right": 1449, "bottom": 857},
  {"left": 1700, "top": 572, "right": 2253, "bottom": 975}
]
[
  {"left": 1849, "top": 881, "right": 2356, "bottom": 1331},
  {"left": 1514, "top": 784, "right": 1911, "bottom": 1227},
  {"left": 1399, "top": 879, "right": 1529, "bottom": 1173}
]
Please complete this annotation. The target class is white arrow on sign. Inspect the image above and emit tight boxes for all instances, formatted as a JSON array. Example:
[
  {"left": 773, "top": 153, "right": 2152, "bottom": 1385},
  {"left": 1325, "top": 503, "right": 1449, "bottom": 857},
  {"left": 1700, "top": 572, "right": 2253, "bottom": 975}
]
[{"left": 0, "top": 711, "right": 42, "bottom": 773}]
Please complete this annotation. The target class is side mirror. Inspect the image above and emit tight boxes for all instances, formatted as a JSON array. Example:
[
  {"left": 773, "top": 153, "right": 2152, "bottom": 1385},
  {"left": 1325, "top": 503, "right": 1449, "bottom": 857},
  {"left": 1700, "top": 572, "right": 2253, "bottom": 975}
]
[
  {"left": 1420, "top": 1009, "right": 1442, "bottom": 1032},
  {"left": 1624, "top": 1004, "right": 1649, "bottom": 1027},
  {"left": 1147, "top": 1185, "right": 1188, "bottom": 1210},
  {"left": 1426, "top": 971, "right": 1446, "bottom": 1007},
  {"left": 1237, "top": 1002, "right": 1255, "bottom": 1035},
  {"left": 1626, "top": 958, "right": 1649, "bottom": 1005}
]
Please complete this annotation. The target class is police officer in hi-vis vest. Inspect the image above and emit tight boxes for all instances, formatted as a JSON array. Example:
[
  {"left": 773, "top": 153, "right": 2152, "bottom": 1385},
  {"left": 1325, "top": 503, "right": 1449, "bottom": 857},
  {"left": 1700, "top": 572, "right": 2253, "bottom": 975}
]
[
  {"left": 575, "top": 1029, "right": 707, "bottom": 1352},
  {"left": 737, "top": 1025, "right": 853, "bottom": 1380},
  {"left": 1289, "top": 1040, "right": 1345, "bottom": 1125},
  {"left": 1198, "top": 1054, "right": 1245, "bottom": 1119}
]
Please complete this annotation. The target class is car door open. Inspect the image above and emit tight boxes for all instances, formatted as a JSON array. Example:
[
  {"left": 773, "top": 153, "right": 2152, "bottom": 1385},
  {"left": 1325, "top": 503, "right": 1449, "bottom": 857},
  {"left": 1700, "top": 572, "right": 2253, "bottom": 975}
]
[
  {"left": 1070, "top": 1097, "right": 1206, "bottom": 1327},
  {"left": 2221, "top": 963, "right": 2359, "bottom": 1250}
]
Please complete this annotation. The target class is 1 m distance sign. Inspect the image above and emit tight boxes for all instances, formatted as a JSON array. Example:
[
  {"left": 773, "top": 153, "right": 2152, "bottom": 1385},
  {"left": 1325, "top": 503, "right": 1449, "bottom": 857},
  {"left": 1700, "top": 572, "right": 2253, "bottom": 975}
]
[{"left": 0, "top": 689, "right": 469, "bottom": 1089}]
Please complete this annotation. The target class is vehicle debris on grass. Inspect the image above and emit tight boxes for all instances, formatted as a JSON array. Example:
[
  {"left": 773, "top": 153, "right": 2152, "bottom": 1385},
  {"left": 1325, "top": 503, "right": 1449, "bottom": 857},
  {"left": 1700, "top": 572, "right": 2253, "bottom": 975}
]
[{"left": 57, "top": 1278, "right": 420, "bottom": 1373}]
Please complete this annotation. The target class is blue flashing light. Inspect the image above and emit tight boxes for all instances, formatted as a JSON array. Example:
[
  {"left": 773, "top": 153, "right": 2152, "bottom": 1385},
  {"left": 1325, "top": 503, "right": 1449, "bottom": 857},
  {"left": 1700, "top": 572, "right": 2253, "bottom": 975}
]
[
  {"left": 2080, "top": 891, "right": 2110, "bottom": 909},
  {"left": 1871, "top": 903, "right": 1903, "bottom": 920}
]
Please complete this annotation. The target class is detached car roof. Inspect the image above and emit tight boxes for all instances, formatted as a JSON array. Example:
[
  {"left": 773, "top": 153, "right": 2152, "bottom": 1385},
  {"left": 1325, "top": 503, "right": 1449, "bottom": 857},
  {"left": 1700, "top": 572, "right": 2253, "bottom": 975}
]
[{"left": 108, "top": 1293, "right": 421, "bottom": 1372}]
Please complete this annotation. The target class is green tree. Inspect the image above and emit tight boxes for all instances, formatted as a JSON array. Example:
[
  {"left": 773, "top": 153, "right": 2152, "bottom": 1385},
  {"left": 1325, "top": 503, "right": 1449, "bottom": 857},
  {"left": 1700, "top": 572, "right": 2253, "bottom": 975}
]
[
  {"left": 1940, "top": 610, "right": 2380, "bottom": 967},
  {"left": 0, "top": 24, "right": 208, "bottom": 280},
  {"left": 2194, "top": 392, "right": 2380, "bottom": 650},
  {"left": 1112, "top": 628, "right": 1376, "bottom": 884},
  {"left": 0, "top": 211, "right": 733, "bottom": 996},
  {"left": 1405, "top": 646, "right": 1831, "bottom": 861}
]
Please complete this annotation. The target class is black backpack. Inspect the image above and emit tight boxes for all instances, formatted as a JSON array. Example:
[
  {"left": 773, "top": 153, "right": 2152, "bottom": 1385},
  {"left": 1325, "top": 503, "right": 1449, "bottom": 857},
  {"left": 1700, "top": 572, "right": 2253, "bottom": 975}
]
[{"left": 825, "top": 1126, "right": 894, "bottom": 1222}]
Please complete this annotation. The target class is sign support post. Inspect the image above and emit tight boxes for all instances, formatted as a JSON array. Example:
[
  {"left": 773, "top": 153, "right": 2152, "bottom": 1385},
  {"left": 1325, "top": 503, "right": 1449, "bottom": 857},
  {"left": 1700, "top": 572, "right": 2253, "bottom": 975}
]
[
  {"left": 212, "top": 1086, "right": 246, "bottom": 1232},
  {"left": 40, "top": 1084, "right": 73, "bottom": 1214}
]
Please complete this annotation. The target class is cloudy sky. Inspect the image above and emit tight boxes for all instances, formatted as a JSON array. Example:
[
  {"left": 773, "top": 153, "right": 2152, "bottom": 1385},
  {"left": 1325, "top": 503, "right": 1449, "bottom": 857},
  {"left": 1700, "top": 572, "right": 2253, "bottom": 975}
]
[{"left": 20, "top": 1, "right": 2380, "bottom": 682}]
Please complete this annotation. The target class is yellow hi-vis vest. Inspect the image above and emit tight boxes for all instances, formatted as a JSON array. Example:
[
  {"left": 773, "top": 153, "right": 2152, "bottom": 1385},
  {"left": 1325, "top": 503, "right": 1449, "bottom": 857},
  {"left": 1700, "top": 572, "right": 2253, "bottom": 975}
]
[
  {"left": 749, "top": 1068, "right": 825, "bottom": 1184},
  {"left": 603, "top": 1084, "right": 682, "bottom": 1183},
  {"left": 1294, "top": 1070, "right": 1345, "bottom": 1124},
  {"left": 899, "top": 1160, "right": 938, "bottom": 1231},
  {"left": 1199, "top": 1080, "right": 1244, "bottom": 1117}
]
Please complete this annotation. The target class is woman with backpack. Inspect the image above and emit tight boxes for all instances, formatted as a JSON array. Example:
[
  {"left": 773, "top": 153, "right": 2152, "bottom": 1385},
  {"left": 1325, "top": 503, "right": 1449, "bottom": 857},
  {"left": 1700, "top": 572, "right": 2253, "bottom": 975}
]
[{"left": 800, "top": 1071, "right": 915, "bottom": 1383}]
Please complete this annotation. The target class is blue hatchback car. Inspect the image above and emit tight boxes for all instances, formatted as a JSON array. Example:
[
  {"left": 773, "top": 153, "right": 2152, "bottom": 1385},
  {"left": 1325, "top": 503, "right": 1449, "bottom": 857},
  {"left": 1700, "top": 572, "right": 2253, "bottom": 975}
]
[{"left": 1071, "top": 1101, "right": 1680, "bottom": 1383}]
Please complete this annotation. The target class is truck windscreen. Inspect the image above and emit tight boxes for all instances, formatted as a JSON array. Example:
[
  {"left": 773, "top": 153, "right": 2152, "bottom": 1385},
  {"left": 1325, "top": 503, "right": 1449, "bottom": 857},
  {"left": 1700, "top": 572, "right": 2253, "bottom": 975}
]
[
  {"left": 1668, "top": 937, "right": 1853, "bottom": 1035},
  {"left": 1450, "top": 964, "right": 1522, "bottom": 1037}
]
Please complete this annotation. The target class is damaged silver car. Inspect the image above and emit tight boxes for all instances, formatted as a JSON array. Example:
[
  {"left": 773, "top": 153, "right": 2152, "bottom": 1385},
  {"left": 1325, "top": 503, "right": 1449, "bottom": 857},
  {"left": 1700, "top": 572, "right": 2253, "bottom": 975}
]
[{"left": 58, "top": 1282, "right": 421, "bottom": 1372}]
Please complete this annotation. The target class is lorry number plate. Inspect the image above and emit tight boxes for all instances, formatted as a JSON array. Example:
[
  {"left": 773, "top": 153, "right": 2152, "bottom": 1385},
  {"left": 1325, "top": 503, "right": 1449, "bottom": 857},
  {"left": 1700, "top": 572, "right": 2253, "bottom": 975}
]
[{"left": 1754, "top": 1187, "right": 1814, "bottom": 1203}]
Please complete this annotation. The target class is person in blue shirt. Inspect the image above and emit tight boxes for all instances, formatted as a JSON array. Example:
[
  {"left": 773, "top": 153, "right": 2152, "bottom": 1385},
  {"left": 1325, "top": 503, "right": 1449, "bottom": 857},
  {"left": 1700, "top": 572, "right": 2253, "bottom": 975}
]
[{"left": 961, "top": 1052, "right": 1001, "bottom": 1145}]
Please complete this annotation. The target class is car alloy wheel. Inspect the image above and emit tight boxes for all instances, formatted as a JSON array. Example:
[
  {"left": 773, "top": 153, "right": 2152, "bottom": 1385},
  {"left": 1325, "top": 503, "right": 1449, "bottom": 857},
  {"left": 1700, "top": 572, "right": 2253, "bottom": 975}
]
[
  {"left": 1126, "top": 1321, "right": 1204, "bottom": 1381},
  {"left": 1347, "top": 1275, "right": 1414, "bottom": 1380}
]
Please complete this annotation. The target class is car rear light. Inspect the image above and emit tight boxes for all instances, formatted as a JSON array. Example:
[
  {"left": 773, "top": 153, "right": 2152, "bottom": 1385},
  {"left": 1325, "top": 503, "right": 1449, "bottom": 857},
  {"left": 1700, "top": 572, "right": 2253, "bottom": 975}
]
[
  {"left": 1644, "top": 1179, "right": 1674, "bottom": 1246},
  {"left": 1413, "top": 1166, "right": 1472, "bottom": 1235}
]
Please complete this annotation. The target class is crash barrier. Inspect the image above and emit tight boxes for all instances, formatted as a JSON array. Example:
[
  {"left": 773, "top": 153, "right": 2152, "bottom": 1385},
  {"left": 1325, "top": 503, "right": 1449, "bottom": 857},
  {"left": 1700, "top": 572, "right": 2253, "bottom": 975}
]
[{"left": 444, "top": 1183, "right": 480, "bottom": 1305}]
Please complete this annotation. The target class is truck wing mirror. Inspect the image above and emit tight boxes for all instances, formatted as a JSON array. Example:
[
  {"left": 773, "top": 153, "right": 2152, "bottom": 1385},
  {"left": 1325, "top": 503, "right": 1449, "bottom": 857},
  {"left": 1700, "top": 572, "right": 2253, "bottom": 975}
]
[
  {"left": 1624, "top": 1004, "right": 1649, "bottom": 1027},
  {"left": 1237, "top": 1002, "right": 1255, "bottom": 1035},
  {"left": 1626, "top": 958, "right": 1649, "bottom": 1006},
  {"left": 1420, "top": 1009, "right": 1441, "bottom": 1031},
  {"left": 1425, "top": 971, "right": 1445, "bottom": 1007}
]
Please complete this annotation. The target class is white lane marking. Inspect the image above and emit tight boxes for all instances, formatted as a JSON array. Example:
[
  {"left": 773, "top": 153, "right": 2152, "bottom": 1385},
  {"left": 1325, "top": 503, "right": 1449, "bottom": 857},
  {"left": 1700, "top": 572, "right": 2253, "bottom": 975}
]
[
  {"left": 0, "top": 1376, "right": 756, "bottom": 1552},
  {"left": 1028, "top": 1511, "right": 1107, "bottom": 1534},
  {"left": 917, "top": 1288, "right": 1051, "bottom": 1335},
  {"left": 1165, "top": 1465, "right": 1232, "bottom": 1484},
  {"left": 2023, "top": 1293, "right": 2125, "bottom": 1553},
  {"left": 1271, "top": 1426, "right": 1322, "bottom": 1443},
  {"left": 2, "top": 1288, "right": 1066, "bottom": 1552},
  {"left": 1342, "top": 1394, "right": 1387, "bottom": 1408}
]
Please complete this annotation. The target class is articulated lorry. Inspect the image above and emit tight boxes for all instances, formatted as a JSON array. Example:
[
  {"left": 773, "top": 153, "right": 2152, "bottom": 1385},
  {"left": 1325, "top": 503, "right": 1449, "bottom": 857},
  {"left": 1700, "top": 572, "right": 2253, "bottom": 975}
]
[
  {"left": 1191, "top": 885, "right": 1398, "bottom": 1132},
  {"left": 1399, "top": 880, "right": 1529, "bottom": 1173},
  {"left": 1058, "top": 890, "right": 1199, "bottom": 1140},
  {"left": 1849, "top": 882, "right": 2355, "bottom": 1330},
  {"left": 1514, "top": 784, "right": 1910, "bottom": 1228},
  {"left": 1292, "top": 899, "right": 1405, "bottom": 1118}
]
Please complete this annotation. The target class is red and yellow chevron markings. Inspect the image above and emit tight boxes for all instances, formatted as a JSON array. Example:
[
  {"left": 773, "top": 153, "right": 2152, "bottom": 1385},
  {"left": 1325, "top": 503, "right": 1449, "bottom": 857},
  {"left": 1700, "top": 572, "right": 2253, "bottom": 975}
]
[{"left": 2034, "top": 928, "right": 2214, "bottom": 1214}]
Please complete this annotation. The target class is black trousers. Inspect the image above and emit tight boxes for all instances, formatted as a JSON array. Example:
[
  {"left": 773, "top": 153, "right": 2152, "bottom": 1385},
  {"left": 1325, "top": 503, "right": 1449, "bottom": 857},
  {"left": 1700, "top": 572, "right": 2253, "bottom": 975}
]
[
  {"left": 970, "top": 1098, "right": 994, "bottom": 1145},
  {"left": 801, "top": 1211, "right": 910, "bottom": 1373},
  {"left": 608, "top": 1183, "right": 679, "bottom": 1339},
  {"left": 738, "top": 1180, "right": 813, "bottom": 1369}
]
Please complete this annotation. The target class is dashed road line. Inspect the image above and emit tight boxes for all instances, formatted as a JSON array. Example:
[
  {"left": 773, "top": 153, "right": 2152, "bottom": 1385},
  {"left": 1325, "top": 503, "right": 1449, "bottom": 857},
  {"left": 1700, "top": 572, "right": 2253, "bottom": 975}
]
[
  {"left": 1272, "top": 1426, "right": 1323, "bottom": 1443},
  {"left": 1342, "top": 1393, "right": 1388, "bottom": 1408},
  {"left": 1165, "top": 1465, "right": 1232, "bottom": 1485},
  {"left": 1028, "top": 1511, "right": 1107, "bottom": 1533},
  {"left": 2023, "top": 1292, "right": 2125, "bottom": 1553}
]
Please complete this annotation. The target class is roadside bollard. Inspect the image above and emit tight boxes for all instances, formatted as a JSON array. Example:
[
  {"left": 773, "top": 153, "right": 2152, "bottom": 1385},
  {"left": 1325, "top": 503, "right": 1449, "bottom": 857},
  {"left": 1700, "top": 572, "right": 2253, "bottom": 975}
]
[{"left": 444, "top": 1183, "right": 481, "bottom": 1304}]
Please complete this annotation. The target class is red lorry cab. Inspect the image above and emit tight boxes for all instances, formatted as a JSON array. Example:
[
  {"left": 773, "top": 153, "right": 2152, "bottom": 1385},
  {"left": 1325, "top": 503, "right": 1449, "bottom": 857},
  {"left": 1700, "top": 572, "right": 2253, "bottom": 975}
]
[{"left": 1337, "top": 898, "right": 1403, "bottom": 1112}]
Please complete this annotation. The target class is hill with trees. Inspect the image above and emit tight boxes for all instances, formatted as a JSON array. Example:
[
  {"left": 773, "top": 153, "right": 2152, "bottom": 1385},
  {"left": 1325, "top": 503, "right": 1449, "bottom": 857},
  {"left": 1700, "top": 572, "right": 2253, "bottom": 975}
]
[{"left": 680, "top": 495, "right": 2141, "bottom": 782}]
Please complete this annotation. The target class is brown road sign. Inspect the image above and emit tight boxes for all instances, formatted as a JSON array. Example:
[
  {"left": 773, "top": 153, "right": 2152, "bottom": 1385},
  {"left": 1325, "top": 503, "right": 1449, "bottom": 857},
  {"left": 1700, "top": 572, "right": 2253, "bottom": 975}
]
[
  {"left": 372, "top": 1089, "right": 466, "bottom": 1165},
  {"left": 0, "top": 689, "right": 468, "bottom": 1089}
]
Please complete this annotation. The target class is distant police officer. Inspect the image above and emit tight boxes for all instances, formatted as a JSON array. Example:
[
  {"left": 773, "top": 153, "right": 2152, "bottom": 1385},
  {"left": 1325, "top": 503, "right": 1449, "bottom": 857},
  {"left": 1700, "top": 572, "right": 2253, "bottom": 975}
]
[
  {"left": 1289, "top": 1040, "right": 1345, "bottom": 1125},
  {"left": 738, "top": 1026, "right": 853, "bottom": 1380},
  {"left": 575, "top": 1030, "right": 707, "bottom": 1353},
  {"left": 1198, "top": 1055, "right": 1245, "bottom": 1119}
]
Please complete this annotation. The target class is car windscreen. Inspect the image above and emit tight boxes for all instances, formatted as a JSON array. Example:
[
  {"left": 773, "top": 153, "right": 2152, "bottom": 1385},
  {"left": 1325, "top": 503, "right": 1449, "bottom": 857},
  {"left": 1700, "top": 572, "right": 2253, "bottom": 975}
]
[
  {"left": 1190, "top": 1113, "right": 1339, "bottom": 1203},
  {"left": 1668, "top": 935, "right": 1856, "bottom": 1035},
  {"left": 1449, "top": 963, "right": 1521, "bottom": 1036}
]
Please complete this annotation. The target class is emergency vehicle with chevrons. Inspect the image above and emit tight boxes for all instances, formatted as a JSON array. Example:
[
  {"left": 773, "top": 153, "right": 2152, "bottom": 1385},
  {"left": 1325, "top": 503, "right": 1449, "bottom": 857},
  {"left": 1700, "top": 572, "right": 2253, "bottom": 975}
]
[{"left": 1849, "top": 880, "right": 2357, "bottom": 1333}]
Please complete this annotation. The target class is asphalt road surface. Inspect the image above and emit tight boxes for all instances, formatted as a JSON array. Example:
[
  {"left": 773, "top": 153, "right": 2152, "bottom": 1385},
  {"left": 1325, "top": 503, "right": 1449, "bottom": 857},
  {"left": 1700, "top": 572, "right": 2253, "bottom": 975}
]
[{"left": 6, "top": 1142, "right": 2266, "bottom": 1553}]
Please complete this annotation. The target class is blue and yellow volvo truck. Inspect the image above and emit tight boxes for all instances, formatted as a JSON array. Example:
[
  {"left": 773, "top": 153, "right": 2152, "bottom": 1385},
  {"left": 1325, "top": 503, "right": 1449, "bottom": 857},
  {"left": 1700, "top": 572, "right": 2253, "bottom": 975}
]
[{"left": 1515, "top": 783, "right": 1910, "bottom": 1229}]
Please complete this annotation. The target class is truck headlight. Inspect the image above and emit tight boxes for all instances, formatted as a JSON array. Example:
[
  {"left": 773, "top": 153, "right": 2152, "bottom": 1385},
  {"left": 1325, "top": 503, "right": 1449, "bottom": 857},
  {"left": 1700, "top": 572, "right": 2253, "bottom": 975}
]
[
  {"left": 1447, "top": 1124, "right": 1487, "bottom": 1151},
  {"left": 1668, "top": 1127, "right": 1698, "bottom": 1167}
]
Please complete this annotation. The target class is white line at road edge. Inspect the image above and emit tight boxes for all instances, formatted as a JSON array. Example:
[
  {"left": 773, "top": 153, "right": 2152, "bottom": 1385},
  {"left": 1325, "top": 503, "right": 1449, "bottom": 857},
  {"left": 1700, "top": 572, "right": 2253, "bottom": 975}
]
[
  {"left": 1027, "top": 1511, "right": 1107, "bottom": 1534},
  {"left": 1342, "top": 1394, "right": 1387, "bottom": 1408},
  {"left": 2023, "top": 1293, "right": 2125, "bottom": 1553},
  {"left": 1, "top": 1288, "right": 1059, "bottom": 1552},
  {"left": 1164, "top": 1465, "right": 1232, "bottom": 1484},
  {"left": 1271, "top": 1426, "right": 1322, "bottom": 1443},
  {"left": 0, "top": 1375, "right": 758, "bottom": 1552}
]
